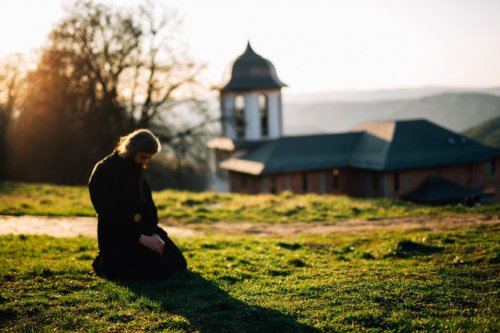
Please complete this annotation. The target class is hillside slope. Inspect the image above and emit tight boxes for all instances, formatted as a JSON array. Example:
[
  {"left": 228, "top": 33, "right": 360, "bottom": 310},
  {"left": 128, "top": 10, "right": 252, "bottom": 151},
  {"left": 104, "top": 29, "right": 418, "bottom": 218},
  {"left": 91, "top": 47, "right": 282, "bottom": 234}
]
[
  {"left": 284, "top": 93, "right": 500, "bottom": 135},
  {"left": 284, "top": 86, "right": 500, "bottom": 104},
  {"left": 463, "top": 115, "right": 500, "bottom": 148}
]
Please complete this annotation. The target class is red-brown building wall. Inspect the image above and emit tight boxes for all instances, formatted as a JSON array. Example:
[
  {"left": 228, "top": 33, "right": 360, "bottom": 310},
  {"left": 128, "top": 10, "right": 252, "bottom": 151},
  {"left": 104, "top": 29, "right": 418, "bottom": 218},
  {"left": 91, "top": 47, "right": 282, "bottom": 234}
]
[
  {"left": 382, "top": 160, "right": 499, "bottom": 201},
  {"left": 228, "top": 158, "right": 500, "bottom": 203}
]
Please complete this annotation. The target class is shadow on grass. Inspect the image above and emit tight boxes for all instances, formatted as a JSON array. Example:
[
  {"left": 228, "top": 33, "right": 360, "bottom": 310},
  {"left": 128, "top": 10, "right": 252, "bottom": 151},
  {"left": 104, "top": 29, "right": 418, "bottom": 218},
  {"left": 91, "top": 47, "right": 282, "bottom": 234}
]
[
  {"left": 389, "top": 240, "right": 444, "bottom": 258},
  {"left": 116, "top": 270, "right": 319, "bottom": 333}
]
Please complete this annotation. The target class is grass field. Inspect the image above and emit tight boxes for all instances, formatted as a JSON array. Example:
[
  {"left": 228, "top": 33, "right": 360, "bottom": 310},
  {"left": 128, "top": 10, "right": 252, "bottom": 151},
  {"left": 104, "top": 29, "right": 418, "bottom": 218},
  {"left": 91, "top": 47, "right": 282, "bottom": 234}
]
[
  {"left": 1, "top": 224, "right": 499, "bottom": 332},
  {"left": 1, "top": 181, "right": 498, "bottom": 223},
  {"left": 1, "top": 181, "right": 499, "bottom": 331}
]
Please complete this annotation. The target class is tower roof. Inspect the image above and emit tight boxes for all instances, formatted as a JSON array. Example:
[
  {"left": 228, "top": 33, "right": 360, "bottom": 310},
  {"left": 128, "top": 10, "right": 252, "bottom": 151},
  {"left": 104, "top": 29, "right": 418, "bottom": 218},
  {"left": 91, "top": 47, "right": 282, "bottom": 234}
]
[{"left": 221, "top": 42, "right": 287, "bottom": 92}]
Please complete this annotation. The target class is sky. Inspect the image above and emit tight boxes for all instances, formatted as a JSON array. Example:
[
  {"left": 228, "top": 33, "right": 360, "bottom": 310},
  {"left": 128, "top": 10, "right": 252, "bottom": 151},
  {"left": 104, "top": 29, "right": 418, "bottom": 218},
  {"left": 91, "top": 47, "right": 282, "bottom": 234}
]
[{"left": 1, "top": 0, "right": 500, "bottom": 95}]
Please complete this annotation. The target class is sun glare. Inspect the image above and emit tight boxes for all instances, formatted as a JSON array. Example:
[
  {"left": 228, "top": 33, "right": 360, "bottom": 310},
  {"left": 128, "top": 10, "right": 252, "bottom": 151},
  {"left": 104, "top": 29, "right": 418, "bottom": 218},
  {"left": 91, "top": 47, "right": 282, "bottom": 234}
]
[{"left": 1, "top": 0, "right": 500, "bottom": 93}]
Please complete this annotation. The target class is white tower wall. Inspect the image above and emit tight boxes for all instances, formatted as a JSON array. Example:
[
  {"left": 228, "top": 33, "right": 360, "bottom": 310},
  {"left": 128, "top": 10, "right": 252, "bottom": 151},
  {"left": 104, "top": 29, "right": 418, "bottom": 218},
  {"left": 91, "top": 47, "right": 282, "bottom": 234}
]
[
  {"left": 222, "top": 94, "right": 236, "bottom": 139},
  {"left": 222, "top": 90, "right": 283, "bottom": 140},
  {"left": 244, "top": 92, "right": 260, "bottom": 140},
  {"left": 267, "top": 91, "right": 281, "bottom": 138}
]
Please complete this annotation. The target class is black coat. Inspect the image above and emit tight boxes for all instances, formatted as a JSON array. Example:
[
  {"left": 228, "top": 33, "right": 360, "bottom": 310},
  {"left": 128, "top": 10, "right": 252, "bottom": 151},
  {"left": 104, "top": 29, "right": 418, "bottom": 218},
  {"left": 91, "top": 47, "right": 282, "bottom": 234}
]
[{"left": 88, "top": 152, "right": 167, "bottom": 260}]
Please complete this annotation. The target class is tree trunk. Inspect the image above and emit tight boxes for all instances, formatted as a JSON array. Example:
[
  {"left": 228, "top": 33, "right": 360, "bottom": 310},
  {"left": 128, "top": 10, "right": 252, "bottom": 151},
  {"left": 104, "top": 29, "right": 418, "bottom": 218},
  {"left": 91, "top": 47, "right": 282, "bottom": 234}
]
[{"left": 0, "top": 121, "right": 7, "bottom": 181}]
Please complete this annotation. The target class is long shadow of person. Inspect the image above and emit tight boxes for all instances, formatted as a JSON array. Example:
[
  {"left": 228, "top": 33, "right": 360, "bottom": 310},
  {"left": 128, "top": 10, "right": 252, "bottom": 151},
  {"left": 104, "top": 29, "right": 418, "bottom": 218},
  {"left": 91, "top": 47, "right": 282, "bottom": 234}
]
[{"left": 116, "top": 270, "right": 320, "bottom": 332}]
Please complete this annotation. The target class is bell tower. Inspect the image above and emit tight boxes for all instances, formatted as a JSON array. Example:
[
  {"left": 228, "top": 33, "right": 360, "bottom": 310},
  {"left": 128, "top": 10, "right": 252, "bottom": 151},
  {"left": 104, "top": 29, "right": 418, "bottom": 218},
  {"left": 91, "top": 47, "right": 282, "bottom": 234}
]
[{"left": 220, "top": 42, "right": 287, "bottom": 140}]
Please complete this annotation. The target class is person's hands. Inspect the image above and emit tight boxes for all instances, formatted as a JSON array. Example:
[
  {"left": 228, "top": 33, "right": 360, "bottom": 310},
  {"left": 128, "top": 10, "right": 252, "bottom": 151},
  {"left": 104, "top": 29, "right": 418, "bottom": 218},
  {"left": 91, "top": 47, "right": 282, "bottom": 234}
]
[
  {"left": 139, "top": 234, "right": 165, "bottom": 255},
  {"left": 152, "top": 233, "right": 165, "bottom": 243},
  {"left": 152, "top": 234, "right": 165, "bottom": 255}
]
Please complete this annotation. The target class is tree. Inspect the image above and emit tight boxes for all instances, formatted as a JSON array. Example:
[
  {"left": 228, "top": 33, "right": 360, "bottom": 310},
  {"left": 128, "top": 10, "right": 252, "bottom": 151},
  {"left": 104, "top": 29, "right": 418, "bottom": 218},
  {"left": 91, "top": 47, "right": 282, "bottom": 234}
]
[
  {"left": 0, "top": 54, "right": 26, "bottom": 180},
  {"left": 50, "top": 0, "right": 142, "bottom": 141},
  {"left": 10, "top": 0, "right": 215, "bottom": 186},
  {"left": 122, "top": 0, "right": 215, "bottom": 161}
]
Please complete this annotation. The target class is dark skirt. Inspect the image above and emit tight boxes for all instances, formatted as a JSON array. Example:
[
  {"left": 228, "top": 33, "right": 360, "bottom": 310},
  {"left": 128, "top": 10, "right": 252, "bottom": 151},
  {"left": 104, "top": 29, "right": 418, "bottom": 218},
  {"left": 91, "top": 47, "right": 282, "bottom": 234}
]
[{"left": 93, "top": 234, "right": 187, "bottom": 279}]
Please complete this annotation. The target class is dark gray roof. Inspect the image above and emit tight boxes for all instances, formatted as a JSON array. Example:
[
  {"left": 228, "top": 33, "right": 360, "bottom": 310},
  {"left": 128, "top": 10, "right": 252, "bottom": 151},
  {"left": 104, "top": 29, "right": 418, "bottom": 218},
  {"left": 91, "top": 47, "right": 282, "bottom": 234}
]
[
  {"left": 221, "top": 42, "right": 287, "bottom": 92},
  {"left": 222, "top": 119, "right": 500, "bottom": 175},
  {"left": 242, "top": 132, "right": 361, "bottom": 174},
  {"left": 384, "top": 120, "right": 494, "bottom": 169}
]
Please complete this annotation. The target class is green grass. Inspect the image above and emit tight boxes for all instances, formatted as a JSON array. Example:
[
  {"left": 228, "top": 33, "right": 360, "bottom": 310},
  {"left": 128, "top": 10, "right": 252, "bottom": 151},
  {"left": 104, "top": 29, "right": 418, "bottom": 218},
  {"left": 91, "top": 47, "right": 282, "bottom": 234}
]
[
  {"left": 0, "top": 182, "right": 95, "bottom": 217},
  {"left": 1, "top": 181, "right": 498, "bottom": 223},
  {"left": 1, "top": 225, "right": 499, "bottom": 332}
]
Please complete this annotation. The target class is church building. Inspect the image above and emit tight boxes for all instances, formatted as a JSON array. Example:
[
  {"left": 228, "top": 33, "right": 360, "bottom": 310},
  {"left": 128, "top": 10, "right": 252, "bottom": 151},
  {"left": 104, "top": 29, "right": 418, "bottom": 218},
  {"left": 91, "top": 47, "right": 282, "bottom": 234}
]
[{"left": 207, "top": 42, "right": 500, "bottom": 204}]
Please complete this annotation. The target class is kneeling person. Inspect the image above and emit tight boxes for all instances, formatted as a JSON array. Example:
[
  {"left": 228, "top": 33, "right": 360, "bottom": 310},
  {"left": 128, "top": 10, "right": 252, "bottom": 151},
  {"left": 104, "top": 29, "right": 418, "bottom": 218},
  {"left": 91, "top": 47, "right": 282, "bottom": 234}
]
[{"left": 89, "top": 129, "right": 186, "bottom": 279}]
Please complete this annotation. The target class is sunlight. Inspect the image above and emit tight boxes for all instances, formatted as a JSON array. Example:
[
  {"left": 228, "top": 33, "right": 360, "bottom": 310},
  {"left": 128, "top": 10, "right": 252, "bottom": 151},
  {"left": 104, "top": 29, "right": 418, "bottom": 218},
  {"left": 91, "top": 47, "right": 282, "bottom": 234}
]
[{"left": 1, "top": 0, "right": 499, "bottom": 93}]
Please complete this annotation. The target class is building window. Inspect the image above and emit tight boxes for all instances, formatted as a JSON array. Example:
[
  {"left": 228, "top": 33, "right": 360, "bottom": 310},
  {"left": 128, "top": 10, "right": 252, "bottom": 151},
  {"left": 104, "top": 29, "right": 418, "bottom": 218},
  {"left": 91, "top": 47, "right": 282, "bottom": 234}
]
[
  {"left": 487, "top": 160, "right": 496, "bottom": 177},
  {"left": 270, "top": 176, "right": 277, "bottom": 194},
  {"left": 319, "top": 172, "right": 326, "bottom": 194},
  {"left": 259, "top": 94, "right": 269, "bottom": 137},
  {"left": 283, "top": 175, "right": 290, "bottom": 190},
  {"left": 372, "top": 173, "right": 379, "bottom": 195},
  {"left": 466, "top": 167, "right": 473, "bottom": 185},
  {"left": 394, "top": 172, "right": 400, "bottom": 193},
  {"left": 261, "top": 177, "right": 269, "bottom": 193},
  {"left": 241, "top": 174, "right": 248, "bottom": 192},
  {"left": 302, "top": 172, "right": 308, "bottom": 193},
  {"left": 403, "top": 174, "right": 411, "bottom": 193},
  {"left": 332, "top": 168, "right": 340, "bottom": 190},
  {"left": 234, "top": 95, "right": 245, "bottom": 138}
]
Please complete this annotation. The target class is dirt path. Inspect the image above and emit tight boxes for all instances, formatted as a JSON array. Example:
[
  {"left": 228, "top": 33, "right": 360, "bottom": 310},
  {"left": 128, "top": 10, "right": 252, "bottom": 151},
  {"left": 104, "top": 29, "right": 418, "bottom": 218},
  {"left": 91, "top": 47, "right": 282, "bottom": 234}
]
[
  {"left": 0, "top": 214, "right": 498, "bottom": 238},
  {"left": 185, "top": 214, "right": 500, "bottom": 236},
  {"left": 0, "top": 216, "right": 197, "bottom": 238}
]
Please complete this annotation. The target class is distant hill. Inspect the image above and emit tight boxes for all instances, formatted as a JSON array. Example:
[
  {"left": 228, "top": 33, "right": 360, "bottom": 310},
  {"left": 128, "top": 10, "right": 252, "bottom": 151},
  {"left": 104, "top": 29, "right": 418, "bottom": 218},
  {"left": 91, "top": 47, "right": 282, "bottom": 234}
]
[
  {"left": 463, "top": 115, "right": 500, "bottom": 148},
  {"left": 283, "top": 93, "right": 500, "bottom": 135},
  {"left": 284, "top": 86, "right": 500, "bottom": 104}
]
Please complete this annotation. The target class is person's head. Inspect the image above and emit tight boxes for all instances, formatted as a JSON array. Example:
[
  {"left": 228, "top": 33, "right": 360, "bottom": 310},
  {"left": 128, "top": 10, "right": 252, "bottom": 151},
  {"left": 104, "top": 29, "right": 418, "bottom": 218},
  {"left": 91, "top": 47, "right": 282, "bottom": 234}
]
[{"left": 115, "top": 129, "right": 161, "bottom": 169}]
